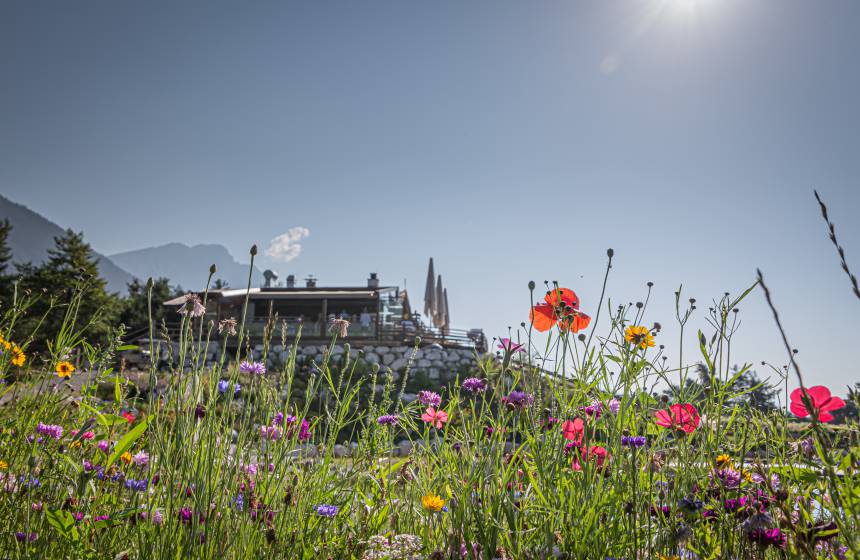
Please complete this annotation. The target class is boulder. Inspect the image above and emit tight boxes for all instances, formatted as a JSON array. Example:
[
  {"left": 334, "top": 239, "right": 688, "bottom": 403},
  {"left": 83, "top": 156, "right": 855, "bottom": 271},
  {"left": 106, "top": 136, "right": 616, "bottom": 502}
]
[
  {"left": 333, "top": 444, "right": 349, "bottom": 458},
  {"left": 382, "top": 353, "right": 396, "bottom": 365},
  {"left": 398, "top": 439, "right": 414, "bottom": 456}
]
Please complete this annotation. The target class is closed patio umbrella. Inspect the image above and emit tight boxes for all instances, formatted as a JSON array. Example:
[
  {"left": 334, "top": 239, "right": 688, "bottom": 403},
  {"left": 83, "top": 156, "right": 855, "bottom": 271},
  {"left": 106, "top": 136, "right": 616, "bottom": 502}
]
[
  {"left": 435, "top": 274, "right": 444, "bottom": 328},
  {"left": 442, "top": 288, "right": 450, "bottom": 332},
  {"left": 424, "top": 258, "right": 436, "bottom": 320}
]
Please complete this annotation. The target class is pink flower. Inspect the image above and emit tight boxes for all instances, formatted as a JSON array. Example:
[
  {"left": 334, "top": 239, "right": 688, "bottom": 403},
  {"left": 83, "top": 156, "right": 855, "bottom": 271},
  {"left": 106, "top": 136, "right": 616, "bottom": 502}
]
[
  {"left": 655, "top": 403, "right": 700, "bottom": 434},
  {"left": 421, "top": 407, "right": 449, "bottom": 429},
  {"left": 790, "top": 386, "right": 846, "bottom": 423},
  {"left": 497, "top": 338, "right": 525, "bottom": 353}
]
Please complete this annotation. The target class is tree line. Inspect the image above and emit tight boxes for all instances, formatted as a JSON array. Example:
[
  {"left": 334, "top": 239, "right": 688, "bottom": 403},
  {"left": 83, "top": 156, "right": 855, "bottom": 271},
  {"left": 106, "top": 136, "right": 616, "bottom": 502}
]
[{"left": 0, "top": 219, "right": 179, "bottom": 351}]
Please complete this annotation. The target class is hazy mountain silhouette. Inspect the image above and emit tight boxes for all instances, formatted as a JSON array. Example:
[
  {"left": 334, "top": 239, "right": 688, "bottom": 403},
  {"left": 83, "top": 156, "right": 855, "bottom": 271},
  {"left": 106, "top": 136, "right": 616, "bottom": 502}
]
[
  {"left": 0, "top": 194, "right": 135, "bottom": 293},
  {"left": 109, "top": 243, "right": 261, "bottom": 291}
]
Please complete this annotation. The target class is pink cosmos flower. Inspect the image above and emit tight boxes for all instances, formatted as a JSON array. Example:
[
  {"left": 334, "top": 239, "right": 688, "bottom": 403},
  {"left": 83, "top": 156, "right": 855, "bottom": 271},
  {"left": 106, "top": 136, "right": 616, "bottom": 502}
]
[
  {"left": 790, "top": 386, "right": 846, "bottom": 423},
  {"left": 497, "top": 338, "right": 525, "bottom": 353},
  {"left": 655, "top": 403, "right": 700, "bottom": 434},
  {"left": 421, "top": 407, "right": 449, "bottom": 429}
]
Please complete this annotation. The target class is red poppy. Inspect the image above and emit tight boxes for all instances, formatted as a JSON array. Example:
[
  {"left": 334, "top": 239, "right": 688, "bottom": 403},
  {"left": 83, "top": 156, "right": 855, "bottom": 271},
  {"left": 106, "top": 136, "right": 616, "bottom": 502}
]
[
  {"left": 572, "top": 445, "right": 608, "bottom": 471},
  {"left": 122, "top": 412, "right": 136, "bottom": 424},
  {"left": 561, "top": 418, "right": 584, "bottom": 445},
  {"left": 790, "top": 386, "right": 845, "bottom": 423},
  {"left": 530, "top": 288, "right": 591, "bottom": 333},
  {"left": 655, "top": 403, "right": 699, "bottom": 434}
]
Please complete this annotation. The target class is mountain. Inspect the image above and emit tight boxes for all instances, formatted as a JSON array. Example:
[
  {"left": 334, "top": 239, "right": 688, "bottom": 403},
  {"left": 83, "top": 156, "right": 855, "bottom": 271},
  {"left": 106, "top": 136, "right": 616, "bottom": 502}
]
[
  {"left": 0, "top": 194, "right": 135, "bottom": 293},
  {"left": 109, "top": 243, "right": 261, "bottom": 291}
]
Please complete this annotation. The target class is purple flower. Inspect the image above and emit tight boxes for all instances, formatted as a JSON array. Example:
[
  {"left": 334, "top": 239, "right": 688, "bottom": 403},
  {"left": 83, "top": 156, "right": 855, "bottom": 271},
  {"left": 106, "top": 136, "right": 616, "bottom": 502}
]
[
  {"left": 621, "top": 436, "right": 647, "bottom": 448},
  {"left": 178, "top": 293, "right": 206, "bottom": 318},
  {"left": 239, "top": 361, "right": 266, "bottom": 375},
  {"left": 748, "top": 528, "right": 786, "bottom": 548},
  {"left": 36, "top": 423, "right": 63, "bottom": 440},
  {"left": 417, "top": 390, "right": 442, "bottom": 407},
  {"left": 608, "top": 398, "right": 621, "bottom": 414},
  {"left": 377, "top": 414, "right": 399, "bottom": 426},
  {"left": 261, "top": 425, "right": 283, "bottom": 441},
  {"left": 711, "top": 468, "right": 742, "bottom": 489},
  {"left": 461, "top": 378, "right": 487, "bottom": 393},
  {"left": 97, "top": 440, "right": 110, "bottom": 452},
  {"left": 218, "top": 379, "right": 241, "bottom": 396},
  {"left": 501, "top": 391, "right": 533, "bottom": 410},
  {"left": 583, "top": 399, "right": 602, "bottom": 418},
  {"left": 314, "top": 504, "right": 338, "bottom": 518},
  {"left": 124, "top": 478, "right": 149, "bottom": 492},
  {"left": 178, "top": 507, "right": 193, "bottom": 524},
  {"left": 497, "top": 338, "right": 525, "bottom": 353},
  {"left": 15, "top": 532, "right": 37, "bottom": 543},
  {"left": 132, "top": 451, "right": 149, "bottom": 467}
]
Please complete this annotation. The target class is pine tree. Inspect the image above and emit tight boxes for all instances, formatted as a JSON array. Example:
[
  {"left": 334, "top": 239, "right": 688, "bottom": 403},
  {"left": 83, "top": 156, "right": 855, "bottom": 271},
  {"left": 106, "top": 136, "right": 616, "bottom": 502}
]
[
  {"left": 15, "top": 229, "right": 119, "bottom": 349},
  {"left": 0, "top": 219, "right": 13, "bottom": 299},
  {"left": 120, "top": 277, "right": 174, "bottom": 331},
  {"left": 0, "top": 219, "right": 11, "bottom": 276}
]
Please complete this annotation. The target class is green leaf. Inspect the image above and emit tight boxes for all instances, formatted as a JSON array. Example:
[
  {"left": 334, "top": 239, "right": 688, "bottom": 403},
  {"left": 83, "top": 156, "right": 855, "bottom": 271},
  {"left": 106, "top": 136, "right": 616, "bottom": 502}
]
[
  {"left": 117, "top": 345, "right": 139, "bottom": 351},
  {"left": 106, "top": 416, "right": 149, "bottom": 469},
  {"left": 45, "top": 508, "right": 79, "bottom": 541}
]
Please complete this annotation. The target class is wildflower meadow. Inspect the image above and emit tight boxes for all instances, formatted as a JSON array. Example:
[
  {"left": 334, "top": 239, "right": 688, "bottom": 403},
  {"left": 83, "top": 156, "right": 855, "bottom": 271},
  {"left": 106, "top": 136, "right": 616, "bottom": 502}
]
[{"left": 0, "top": 214, "right": 859, "bottom": 559}]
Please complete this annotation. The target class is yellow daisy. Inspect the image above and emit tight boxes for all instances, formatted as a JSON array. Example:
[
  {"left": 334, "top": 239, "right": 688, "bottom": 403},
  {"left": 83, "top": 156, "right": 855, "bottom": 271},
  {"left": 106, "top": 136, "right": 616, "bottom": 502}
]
[
  {"left": 715, "top": 454, "right": 733, "bottom": 469},
  {"left": 624, "top": 325, "right": 655, "bottom": 350},
  {"left": 55, "top": 361, "right": 75, "bottom": 378},
  {"left": 0, "top": 459, "right": 8, "bottom": 469},
  {"left": 421, "top": 493, "right": 445, "bottom": 512},
  {"left": 120, "top": 451, "right": 133, "bottom": 464},
  {"left": 11, "top": 345, "right": 26, "bottom": 367}
]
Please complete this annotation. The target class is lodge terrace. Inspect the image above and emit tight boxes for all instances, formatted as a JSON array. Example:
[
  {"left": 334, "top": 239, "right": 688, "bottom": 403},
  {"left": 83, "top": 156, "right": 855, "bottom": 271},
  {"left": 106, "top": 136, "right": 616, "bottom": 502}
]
[{"left": 162, "top": 267, "right": 487, "bottom": 353}]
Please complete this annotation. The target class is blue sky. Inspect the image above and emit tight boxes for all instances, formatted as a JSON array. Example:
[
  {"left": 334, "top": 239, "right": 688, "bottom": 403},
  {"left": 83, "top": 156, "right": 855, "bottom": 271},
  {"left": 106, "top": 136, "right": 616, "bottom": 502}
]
[{"left": 2, "top": 1, "right": 859, "bottom": 394}]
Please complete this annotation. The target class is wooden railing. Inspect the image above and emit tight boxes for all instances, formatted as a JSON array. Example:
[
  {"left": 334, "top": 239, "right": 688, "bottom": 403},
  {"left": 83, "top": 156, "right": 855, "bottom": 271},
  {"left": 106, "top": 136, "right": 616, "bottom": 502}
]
[{"left": 147, "top": 321, "right": 486, "bottom": 352}]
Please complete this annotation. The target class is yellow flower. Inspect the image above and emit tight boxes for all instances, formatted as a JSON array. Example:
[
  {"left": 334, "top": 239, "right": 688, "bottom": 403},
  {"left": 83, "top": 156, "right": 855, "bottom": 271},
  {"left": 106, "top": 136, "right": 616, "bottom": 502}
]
[
  {"left": 624, "top": 325, "right": 655, "bottom": 350},
  {"left": 55, "top": 361, "right": 75, "bottom": 378},
  {"left": 658, "top": 555, "right": 680, "bottom": 560},
  {"left": 421, "top": 493, "right": 445, "bottom": 512},
  {"left": 10, "top": 345, "right": 26, "bottom": 367},
  {"left": 120, "top": 451, "right": 133, "bottom": 464},
  {"left": 0, "top": 459, "right": 8, "bottom": 469},
  {"left": 715, "top": 454, "right": 733, "bottom": 469}
]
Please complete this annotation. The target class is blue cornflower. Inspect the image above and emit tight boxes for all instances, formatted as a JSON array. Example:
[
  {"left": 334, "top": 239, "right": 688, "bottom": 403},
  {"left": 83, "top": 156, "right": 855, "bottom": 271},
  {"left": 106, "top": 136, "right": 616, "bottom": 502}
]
[
  {"left": 621, "top": 436, "right": 647, "bottom": 448},
  {"left": 313, "top": 504, "right": 338, "bottom": 518}
]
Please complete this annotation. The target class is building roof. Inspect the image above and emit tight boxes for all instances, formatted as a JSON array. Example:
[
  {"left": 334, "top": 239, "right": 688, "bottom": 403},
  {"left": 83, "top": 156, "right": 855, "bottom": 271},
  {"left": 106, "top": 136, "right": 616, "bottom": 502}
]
[{"left": 164, "top": 287, "right": 385, "bottom": 305}]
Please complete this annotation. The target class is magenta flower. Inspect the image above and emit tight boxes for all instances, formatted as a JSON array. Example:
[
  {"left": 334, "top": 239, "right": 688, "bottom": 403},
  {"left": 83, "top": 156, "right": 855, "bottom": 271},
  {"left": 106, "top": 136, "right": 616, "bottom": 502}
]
[
  {"left": 497, "top": 338, "right": 525, "bottom": 353},
  {"left": 417, "top": 390, "right": 442, "bottom": 407},
  {"left": 461, "top": 378, "right": 488, "bottom": 393},
  {"left": 240, "top": 361, "right": 266, "bottom": 375}
]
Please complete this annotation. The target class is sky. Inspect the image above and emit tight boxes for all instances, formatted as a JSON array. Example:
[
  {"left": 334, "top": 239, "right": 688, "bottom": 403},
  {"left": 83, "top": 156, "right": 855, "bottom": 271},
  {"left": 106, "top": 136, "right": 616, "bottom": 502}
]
[{"left": 2, "top": 1, "right": 859, "bottom": 396}]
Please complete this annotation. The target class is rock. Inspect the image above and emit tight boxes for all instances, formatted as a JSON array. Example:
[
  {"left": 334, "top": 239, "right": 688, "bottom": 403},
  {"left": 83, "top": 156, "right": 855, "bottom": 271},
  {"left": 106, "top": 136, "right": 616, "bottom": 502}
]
[
  {"left": 390, "top": 357, "right": 409, "bottom": 371},
  {"left": 417, "top": 359, "right": 431, "bottom": 368},
  {"left": 431, "top": 360, "right": 445, "bottom": 368},
  {"left": 349, "top": 442, "right": 359, "bottom": 453},
  {"left": 394, "top": 346, "right": 409, "bottom": 353},
  {"left": 401, "top": 392, "right": 418, "bottom": 403},
  {"left": 428, "top": 368, "right": 440, "bottom": 380},
  {"left": 426, "top": 350, "right": 442, "bottom": 361},
  {"left": 376, "top": 346, "right": 390, "bottom": 353},
  {"left": 302, "top": 345, "right": 317, "bottom": 355},
  {"left": 333, "top": 444, "right": 349, "bottom": 458},
  {"left": 331, "top": 345, "right": 344, "bottom": 355},
  {"left": 398, "top": 439, "right": 414, "bottom": 456},
  {"left": 365, "top": 352, "right": 380, "bottom": 364},
  {"left": 382, "top": 353, "right": 396, "bottom": 365}
]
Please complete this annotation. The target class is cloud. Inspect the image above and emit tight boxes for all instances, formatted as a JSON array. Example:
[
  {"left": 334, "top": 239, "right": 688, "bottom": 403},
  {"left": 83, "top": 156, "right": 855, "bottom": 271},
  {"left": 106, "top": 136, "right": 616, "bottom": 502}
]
[{"left": 265, "top": 227, "right": 310, "bottom": 262}]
